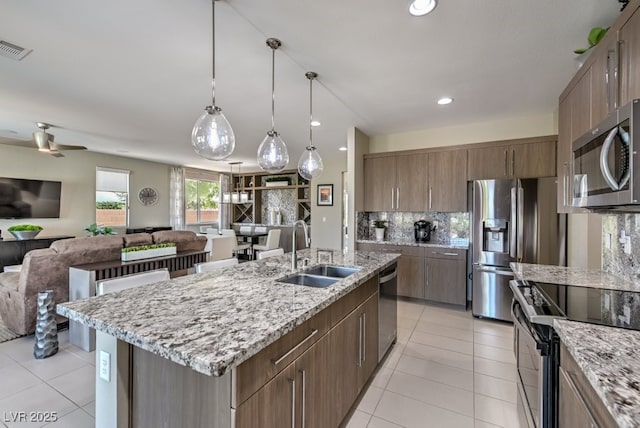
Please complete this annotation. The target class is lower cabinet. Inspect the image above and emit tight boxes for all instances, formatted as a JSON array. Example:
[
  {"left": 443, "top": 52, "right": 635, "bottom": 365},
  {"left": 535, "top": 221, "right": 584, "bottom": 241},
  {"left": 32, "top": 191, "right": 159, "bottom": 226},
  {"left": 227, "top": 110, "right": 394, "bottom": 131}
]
[
  {"left": 397, "top": 248, "right": 425, "bottom": 299},
  {"left": 425, "top": 250, "right": 467, "bottom": 306},
  {"left": 235, "top": 279, "right": 379, "bottom": 428},
  {"left": 558, "top": 342, "right": 616, "bottom": 428}
]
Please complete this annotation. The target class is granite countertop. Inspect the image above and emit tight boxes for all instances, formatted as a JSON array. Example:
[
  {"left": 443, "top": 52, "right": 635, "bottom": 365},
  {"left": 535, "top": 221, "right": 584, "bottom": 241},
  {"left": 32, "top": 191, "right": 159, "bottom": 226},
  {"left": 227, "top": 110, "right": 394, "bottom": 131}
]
[
  {"left": 554, "top": 320, "right": 640, "bottom": 428},
  {"left": 511, "top": 262, "right": 640, "bottom": 292},
  {"left": 357, "top": 239, "right": 469, "bottom": 250},
  {"left": 57, "top": 248, "right": 398, "bottom": 377}
]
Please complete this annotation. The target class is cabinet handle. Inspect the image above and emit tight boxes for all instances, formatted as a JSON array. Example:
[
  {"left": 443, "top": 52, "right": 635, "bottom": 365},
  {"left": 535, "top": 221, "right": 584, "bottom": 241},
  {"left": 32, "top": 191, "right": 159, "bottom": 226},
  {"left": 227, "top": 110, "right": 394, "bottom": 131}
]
[
  {"left": 433, "top": 251, "right": 459, "bottom": 256},
  {"left": 616, "top": 39, "right": 623, "bottom": 109},
  {"left": 358, "top": 315, "right": 363, "bottom": 367},
  {"left": 272, "top": 329, "right": 318, "bottom": 365},
  {"left": 563, "top": 369, "right": 599, "bottom": 427},
  {"left": 362, "top": 313, "right": 366, "bottom": 364},
  {"left": 428, "top": 187, "right": 432, "bottom": 210},
  {"left": 299, "top": 369, "right": 307, "bottom": 428},
  {"left": 504, "top": 149, "right": 508, "bottom": 177},
  {"left": 289, "top": 378, "right": 296, "bottom": 428},
  {"left": 511, "top": 148, "right": 515, "bottom": 177},
  {"left": 563, "top": 162, "right": 569, "bottom": 207},
  {"left": 391, "top": 188, "right": 395, "bottom": 210},
  {"left": 396, "top": 187, "right": 400, "bottom": 210}
]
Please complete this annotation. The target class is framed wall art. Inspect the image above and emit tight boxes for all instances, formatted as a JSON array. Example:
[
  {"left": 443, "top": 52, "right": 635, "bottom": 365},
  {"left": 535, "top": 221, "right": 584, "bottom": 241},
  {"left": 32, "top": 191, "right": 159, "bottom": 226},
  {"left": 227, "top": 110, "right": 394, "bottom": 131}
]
[{"left": 317, "top": 184, "right": 333, "bottom": 206}]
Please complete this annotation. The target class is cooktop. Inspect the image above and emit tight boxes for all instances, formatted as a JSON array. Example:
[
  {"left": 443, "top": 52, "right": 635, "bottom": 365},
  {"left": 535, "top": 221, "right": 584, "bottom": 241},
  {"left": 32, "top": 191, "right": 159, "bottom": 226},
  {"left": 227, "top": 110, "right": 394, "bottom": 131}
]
[{"left": 514, "top": 280, "right": 640, "bottom": 331}]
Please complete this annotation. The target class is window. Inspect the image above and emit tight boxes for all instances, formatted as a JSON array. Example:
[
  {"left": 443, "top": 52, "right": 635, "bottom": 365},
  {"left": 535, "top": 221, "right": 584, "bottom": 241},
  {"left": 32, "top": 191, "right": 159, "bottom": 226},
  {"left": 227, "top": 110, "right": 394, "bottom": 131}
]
[
  {"left": 96, "top": 167, "right": 129, "bottom": 227},
  {"left": 185, "top": 169, "right": 220, "bottom": 225}
]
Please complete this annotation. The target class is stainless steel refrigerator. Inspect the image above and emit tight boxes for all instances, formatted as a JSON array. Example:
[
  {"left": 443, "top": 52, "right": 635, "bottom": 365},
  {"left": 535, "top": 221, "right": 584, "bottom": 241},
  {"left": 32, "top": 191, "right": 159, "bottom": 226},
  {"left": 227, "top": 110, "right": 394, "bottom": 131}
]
[{"left": 472, "top": 178, "right": 566, "bottom": 322}]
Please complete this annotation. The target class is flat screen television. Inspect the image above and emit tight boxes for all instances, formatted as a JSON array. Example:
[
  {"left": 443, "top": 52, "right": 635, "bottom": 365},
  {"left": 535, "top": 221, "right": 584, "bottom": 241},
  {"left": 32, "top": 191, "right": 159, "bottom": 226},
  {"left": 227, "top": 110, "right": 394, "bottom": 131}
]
[{"left": 0, "top": 177, "right": 62, "bottom": 219}]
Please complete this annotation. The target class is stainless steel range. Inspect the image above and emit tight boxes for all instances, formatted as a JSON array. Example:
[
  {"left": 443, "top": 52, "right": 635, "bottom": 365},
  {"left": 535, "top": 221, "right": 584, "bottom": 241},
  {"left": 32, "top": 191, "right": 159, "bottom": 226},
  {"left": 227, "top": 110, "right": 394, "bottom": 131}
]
[{"left": 510, "top": 279, "right": 640, "bottom": 428}]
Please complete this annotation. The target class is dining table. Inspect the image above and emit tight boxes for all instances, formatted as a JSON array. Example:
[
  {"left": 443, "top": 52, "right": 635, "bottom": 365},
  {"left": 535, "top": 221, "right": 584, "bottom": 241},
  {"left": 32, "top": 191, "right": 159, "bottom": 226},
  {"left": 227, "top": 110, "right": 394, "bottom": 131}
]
[{"left": 236, "top": 230, "right": 269, "bottom": 260}]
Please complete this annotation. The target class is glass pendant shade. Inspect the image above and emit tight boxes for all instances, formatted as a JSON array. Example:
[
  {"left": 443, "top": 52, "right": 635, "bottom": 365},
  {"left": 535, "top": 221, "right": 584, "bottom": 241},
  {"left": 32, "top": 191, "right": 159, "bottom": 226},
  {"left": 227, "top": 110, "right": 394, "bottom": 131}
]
[
  {"left": 192, "top": 106, "right": 235, "bottom": 160},
  {"left": 258, "top": 131, "right": 289, "bottom": 173},
  {"left": 191, "top": 0, "right": 235, "bottom": 160},
  {"left": 297, "top": 146, "right": 323, "bottom": 180},
  {"left": 297, "top": 71, "right": 323, "bottom": 180}
]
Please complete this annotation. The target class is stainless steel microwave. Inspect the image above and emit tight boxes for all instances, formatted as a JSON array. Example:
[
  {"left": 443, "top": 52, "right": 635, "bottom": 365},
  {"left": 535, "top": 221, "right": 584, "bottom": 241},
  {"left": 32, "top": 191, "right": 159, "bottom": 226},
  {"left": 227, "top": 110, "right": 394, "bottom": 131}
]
[{"left": 572, "top": 99, "right": 639, "bottom": 209}]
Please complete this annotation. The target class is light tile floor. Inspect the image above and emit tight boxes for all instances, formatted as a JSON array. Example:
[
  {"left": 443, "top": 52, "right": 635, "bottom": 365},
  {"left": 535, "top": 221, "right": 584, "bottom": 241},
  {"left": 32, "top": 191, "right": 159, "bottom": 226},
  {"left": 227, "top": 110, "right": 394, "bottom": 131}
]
[
  {"left": 0, "top": 300, "right": 519, "bottom": 428},
  {"left": 346, "top": 299, "right": 521, "bottom": 428}
]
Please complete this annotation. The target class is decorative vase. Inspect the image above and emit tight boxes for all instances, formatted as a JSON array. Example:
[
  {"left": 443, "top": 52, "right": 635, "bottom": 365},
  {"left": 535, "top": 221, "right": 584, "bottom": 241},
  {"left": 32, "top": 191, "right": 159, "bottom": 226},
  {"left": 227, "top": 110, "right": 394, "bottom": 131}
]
[
  {"left": 33, "top": 290, "right": 58, "bottom": 359},
  {"left": 10, "top": 230, "right": 41, "bottom": 240},
  {"left": 375, "top": 227, "right": 385, "bottom": 242}
]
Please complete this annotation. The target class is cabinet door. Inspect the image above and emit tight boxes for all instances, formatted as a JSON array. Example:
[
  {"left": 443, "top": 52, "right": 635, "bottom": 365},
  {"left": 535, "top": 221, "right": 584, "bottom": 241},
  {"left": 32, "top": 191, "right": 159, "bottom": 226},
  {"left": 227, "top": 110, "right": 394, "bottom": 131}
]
[
  {"left": 557, "top": 96, "right": 572, "bottom": 213},
  {"left": 425, "top": 254, "right": 466, "bottom": 306},
  {"left": 364, "top": 157, "right": 396, "bottom": 211},
  {"left": 467, "top": 145, "right": 510, "bottom": 180},
  {"left": 620, "top": 7, "right": 640, "bottom": 106},
  {"left": 396, "top": 153, "right": 427, "bottom": 212},
  {"left": 571, "top": 68, "right": 593, "bottom": 141},
  {"left": 235, "top": 364, "right": 296, "bottom": 428},
  {"left": 590, "top": 41, "right": 619, "bottom": 125},
  {"left": 512, "top": 140, "right": 556, "bottom": 178},
  {"left": 329, "top": 307, "right": 360, "bottom": 425},
  {"left": 397, "top": 253, "right": 425, "bottom": 299},
  {"left": 558, "top": 367, "right": 598, "bottom": 428},
  {"left": 357, "top": 293, "right": 379, "bottom": 391},
  {"left": 296, "top": 335, "right": 332, "bottom": 428},
  {"left": 428, "top": 150, "right": 468, "bottom": 211}
]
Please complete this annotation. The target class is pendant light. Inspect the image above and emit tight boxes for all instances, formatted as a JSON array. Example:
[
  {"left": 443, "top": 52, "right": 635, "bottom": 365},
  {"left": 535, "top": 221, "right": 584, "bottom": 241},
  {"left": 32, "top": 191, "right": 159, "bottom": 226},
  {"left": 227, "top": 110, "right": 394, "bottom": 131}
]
[
  {"left": 257, "top": 38, "right": 289, "bottom": 173},
  {"left": 297, "top": 71, "right": 324, "bottom": 180},
  {"left": 191, "top": 0, "right": 235, "bottom": 161}
]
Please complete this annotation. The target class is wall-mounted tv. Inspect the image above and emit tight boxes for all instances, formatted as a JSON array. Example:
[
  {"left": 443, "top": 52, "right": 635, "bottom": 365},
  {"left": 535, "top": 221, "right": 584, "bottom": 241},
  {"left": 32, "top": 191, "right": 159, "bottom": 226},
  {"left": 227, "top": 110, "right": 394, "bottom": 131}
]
[{"left": 0, "top": 177, "right": 62, "bottom": 219}]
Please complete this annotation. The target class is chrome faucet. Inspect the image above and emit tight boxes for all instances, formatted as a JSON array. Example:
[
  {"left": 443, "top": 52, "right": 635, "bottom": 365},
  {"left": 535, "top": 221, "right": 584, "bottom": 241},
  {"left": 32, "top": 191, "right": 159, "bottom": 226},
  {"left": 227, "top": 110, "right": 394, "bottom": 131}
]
[{"left": 292, "top": 219, "right": 310, "bottom": 271}]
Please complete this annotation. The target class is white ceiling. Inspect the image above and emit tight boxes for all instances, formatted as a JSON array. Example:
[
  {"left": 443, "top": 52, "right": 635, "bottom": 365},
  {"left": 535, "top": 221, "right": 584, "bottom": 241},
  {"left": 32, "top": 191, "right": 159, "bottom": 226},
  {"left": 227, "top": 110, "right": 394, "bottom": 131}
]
[{"left": 0, "top": 0, "right": 621, "bottom": 172}]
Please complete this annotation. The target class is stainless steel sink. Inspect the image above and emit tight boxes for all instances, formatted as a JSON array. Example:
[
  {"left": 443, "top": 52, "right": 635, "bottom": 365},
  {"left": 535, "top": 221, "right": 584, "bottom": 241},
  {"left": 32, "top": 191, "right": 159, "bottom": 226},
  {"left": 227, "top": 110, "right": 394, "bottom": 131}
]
[
  {"left": 277, "top": 274, "right": 338, "bottom": 288},
  {"left": 304, "top": 265, "right": 361, "bottom": 278}
]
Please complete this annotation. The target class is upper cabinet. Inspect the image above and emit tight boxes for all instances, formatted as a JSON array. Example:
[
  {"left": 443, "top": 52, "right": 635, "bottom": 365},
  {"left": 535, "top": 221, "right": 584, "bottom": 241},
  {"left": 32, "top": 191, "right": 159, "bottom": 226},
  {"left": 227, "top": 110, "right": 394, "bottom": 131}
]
[
  {"left": 467, "top": 138, "right": 556, "bottom": 180},
  {"left": 363, "top": 150, "right": 466, "bottom": 212},
  {"left": 557, "top": 1, "right": 640, "bottom": 213}
]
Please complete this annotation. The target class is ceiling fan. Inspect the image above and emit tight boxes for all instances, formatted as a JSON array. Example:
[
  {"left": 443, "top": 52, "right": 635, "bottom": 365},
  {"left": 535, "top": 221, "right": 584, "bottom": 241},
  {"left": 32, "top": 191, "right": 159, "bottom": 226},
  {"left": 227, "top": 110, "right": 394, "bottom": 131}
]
[{"left": 0, "top": 122, "right": 87, "bottom": 157}]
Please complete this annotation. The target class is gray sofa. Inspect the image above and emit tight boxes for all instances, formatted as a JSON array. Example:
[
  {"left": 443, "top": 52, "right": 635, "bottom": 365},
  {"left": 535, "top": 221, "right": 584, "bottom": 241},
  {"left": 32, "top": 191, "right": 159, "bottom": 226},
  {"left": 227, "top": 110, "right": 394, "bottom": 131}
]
[{"left": 0, "top": 230, "right": 206, "bottom": 335}]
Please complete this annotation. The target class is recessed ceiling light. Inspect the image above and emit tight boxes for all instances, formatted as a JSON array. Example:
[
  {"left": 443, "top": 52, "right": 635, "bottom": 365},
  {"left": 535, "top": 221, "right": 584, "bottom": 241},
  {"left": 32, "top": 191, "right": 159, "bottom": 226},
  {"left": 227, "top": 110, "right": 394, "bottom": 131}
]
[
  {"left": 310, "top": 120, "right": 321, "bottom": 127},
  {"left": 437, "top": 97, "right": 453, "bottom": 105},
  {"left": 409, "top": 0, "right": 437, "bottom": 16},
  {"left": 339, "top": 146, "right": 347, "bottom": 151}
]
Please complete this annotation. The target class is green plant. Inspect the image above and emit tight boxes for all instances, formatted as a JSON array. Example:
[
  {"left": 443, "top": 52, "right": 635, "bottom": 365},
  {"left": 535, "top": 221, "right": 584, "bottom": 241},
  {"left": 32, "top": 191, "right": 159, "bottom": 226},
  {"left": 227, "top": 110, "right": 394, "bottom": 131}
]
[
  {"left": 122, "top": 243, "right": 176, "bottom": 253},
  {"left": 574, "top": 27, "right": 609, "bottom": 54},
  {"left": 84, "top": 223, "right": 116, "bottom": 236},
  {"left": 373, "top": 220, "right": 388, "bottom": 229},
  {"left": 8, "top": 224, "right": 43, "bottom": 231}
]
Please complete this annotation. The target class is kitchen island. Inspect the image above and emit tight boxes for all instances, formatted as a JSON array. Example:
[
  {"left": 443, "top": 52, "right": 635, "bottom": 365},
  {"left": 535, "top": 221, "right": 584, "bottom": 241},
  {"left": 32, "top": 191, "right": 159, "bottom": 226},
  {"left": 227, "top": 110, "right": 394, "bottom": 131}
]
[{"left": 57, "top": 248, "right": 399, "bottom": 428}]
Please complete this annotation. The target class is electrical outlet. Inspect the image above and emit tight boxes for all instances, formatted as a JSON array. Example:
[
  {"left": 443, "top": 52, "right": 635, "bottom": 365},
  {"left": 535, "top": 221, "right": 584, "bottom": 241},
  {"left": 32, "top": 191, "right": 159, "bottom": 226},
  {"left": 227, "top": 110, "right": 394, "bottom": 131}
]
[{"left": 99, "top": 350, "right": 110, "bottom": 382}]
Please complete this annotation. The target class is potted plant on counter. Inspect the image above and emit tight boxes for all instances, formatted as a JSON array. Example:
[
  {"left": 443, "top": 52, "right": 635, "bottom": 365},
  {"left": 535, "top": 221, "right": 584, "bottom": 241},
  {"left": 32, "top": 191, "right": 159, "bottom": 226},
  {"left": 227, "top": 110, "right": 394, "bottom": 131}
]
[
  {"left": 8, "top": 224, "right": 43, "bottom": 240},
  {"left": 121, "top": 243, "right": 177, "bottom": 262},
  {"left": 373, "top": 220, "right": 387, "bottom": 242}
]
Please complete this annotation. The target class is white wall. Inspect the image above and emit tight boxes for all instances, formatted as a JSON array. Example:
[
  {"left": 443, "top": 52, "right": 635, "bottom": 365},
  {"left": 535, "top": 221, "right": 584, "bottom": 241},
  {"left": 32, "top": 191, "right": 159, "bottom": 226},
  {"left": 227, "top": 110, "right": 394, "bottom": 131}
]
[
  {"left": 310, "top": 152, "right": 347, "bottom": 250},
  {"left": 369, "top": 112, "right": 556, "bottom": 152},
  {"left": 0, "top": 146, "right": 172, "bottom": 237}
]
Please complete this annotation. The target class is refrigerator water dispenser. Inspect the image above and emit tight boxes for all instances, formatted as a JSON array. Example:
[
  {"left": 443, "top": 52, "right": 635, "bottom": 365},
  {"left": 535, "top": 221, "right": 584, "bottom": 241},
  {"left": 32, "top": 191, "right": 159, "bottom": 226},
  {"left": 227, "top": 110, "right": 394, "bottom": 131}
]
[{"left": 482, "top": 219, "right": 508, "bottom": 253}]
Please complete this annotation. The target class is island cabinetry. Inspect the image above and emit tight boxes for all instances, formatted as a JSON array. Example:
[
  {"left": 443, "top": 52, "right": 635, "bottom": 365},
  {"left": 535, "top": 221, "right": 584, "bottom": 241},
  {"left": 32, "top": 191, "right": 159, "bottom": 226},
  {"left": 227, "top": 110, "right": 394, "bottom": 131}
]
[
  {"left": 425, "top": 249, "right": 467, "bottom": 307},
  {"left": 234, "top": 277, "right": 378, "bottom": 428},
  {"left": 467, "top": 138, "right": 556, "bottom": 180},
  {"left": 558, "top": 342, "right": 616, "bottom": 428}
]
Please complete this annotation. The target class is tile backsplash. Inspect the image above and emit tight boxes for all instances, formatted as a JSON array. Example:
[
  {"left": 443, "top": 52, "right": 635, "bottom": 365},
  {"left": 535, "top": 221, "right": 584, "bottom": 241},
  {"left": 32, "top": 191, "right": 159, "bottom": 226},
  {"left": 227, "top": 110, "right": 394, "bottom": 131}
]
[
  {"left": 602, "top": 213, "right": 640, "bottom": 282},
  {"left": 357, "top": 211, "right": 469, "bottom": 244}
]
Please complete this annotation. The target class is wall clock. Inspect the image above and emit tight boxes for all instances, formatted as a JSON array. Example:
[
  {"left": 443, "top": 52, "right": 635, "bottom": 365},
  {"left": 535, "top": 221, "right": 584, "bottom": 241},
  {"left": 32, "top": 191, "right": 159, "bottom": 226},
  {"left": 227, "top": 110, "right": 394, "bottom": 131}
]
[{"left": 138, "top": 187, "right": 158, "bottom": 206}]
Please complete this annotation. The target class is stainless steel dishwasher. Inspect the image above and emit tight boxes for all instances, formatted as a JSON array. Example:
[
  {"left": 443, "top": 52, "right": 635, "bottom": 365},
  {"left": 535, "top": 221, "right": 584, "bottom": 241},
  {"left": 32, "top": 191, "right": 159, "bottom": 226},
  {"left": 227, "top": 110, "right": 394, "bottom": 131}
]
[{"left": 378, "top": 262, "right": 397, "bottom": 362}]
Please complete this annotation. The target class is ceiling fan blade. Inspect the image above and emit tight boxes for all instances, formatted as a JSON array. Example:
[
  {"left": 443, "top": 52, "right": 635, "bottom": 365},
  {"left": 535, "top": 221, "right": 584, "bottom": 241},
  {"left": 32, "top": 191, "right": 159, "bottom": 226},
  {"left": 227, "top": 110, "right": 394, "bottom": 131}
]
[
  {"left": 0, "top": 135, "right": 36, "bottom": 148},
  {"left": 53, "top": 144, "right": 87, "bottom": 151}
]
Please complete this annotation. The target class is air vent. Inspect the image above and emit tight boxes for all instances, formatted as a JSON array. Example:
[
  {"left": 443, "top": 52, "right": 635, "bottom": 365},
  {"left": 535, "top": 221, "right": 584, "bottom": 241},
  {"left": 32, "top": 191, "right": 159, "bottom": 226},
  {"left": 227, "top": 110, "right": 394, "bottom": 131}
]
[{"left": 0, "top": 40, "right": 32, "bottom": 61}]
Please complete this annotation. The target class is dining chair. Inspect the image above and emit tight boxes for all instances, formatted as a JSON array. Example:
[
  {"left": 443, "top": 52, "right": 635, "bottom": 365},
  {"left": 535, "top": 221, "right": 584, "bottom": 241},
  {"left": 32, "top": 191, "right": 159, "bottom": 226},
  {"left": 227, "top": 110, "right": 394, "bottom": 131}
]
[
  {"left": 195, "top": 258, "right": 239, "bottom": 273},
  {"left": 96, "top": 268, "right": 170, "bottom": 295},
  {"left": 253, "top": 229, "right": 282, "bottom": 258},
  {"left": 210, "top": 235, "right": 236, "bottom": 261},
  {"left": 221, "top": 229, "right": 251, "bottom": 258},
  {"left": 257, "top": 248, "right": 284, "bottom": 260},
  {"left": 239, "top": 225, "right": 253, "bottom": 234},
  {"left": 254, "top": 226, "right": 268, "bottom": 245}
]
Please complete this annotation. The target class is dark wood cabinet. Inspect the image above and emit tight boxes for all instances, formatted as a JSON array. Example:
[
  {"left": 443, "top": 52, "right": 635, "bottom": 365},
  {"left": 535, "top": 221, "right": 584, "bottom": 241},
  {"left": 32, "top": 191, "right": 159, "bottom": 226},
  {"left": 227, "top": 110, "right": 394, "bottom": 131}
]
[
  {"left": 424, "top": 249, "right": 467, "bottom": 307},
  {"left": 295, "top": 335, "right": 332, "bottom": 428},
  {"left": 558, "top": 342, "right": 616, "bottom": 428},
  {"left": 467, "top": 139, "right": 556, "bottom": 181},
  {"left": 397, "top": 248, "right": 426, "bottom": 299},
  {"left": 0, "top": 235, "right": 73, "bottom": 272},
  {"left": 396, "top": 154, "right": 428, "bottom": 212},
  {"left": 428, "top": 150, "right": 468, "bottom": 211},
  {"left": 363, "top": 156, "right": 396, "bottom": 211}
]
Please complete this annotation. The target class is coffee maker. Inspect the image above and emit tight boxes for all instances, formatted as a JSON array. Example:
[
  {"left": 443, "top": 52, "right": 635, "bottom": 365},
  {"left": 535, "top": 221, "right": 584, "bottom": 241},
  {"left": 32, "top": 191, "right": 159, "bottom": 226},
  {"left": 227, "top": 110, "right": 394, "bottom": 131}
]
[{"left": 414, "top": 220, "right": 432, "bottom": 242}]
